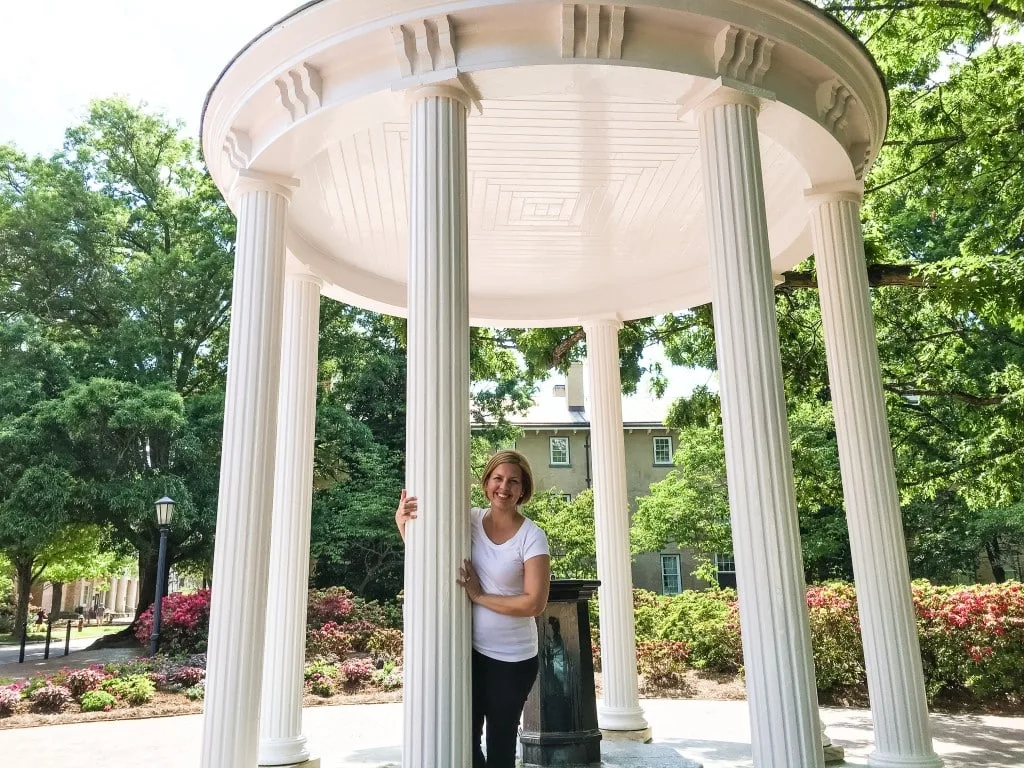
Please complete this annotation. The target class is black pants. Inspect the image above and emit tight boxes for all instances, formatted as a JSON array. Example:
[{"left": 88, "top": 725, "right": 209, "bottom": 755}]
[{"left": 472, "top": 650, "right": 539, "bottom": 768}]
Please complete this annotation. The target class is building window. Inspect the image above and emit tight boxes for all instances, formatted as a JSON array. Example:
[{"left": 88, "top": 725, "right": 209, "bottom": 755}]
[
  {"left": 560, "top": 493, "right": 573, "bottom": 503},
  {"left": 714, "top": 553, "right": 737, "bottom": 589},
  {"left": 550, "top": 437, "right": 570, "bottom": 466},
  {"left": 661, "top": 554, "right": 682, "bottom": 595},
  {"left": 653, "top": 436, "right": 673, "bottom": 465}
]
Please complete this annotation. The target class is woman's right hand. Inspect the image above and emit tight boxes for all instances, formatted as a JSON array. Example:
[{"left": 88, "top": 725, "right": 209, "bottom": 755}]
[{"left": 395, "top": 489, "right": 418, "bottom": 542}]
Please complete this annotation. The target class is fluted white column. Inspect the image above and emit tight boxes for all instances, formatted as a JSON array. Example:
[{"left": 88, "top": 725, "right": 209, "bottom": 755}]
[
  {"left": 258, "top": 269, "right": 323, "bottom": 767},
  {"left": 583, "top": 319, "right": 649, "bottom": 735},
  {"left": 201, "top": 171, "right": 295, "bottom": 768},
  {"left": 403, "top": 85, "right": 471, "bottom": 768},
  {"left": 697, "top": 88, "right": 823, "bottom": 768},
  {"left": 809, "top": 185, "right": 941, "bottom": 768}
]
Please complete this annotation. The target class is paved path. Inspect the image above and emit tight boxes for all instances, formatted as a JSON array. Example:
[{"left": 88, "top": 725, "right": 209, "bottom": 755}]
[
  {"left": 2, "top": 698, "right": 1022, "bottom": 767},
  {"left": 0, "top": 637, "right": 98, "bottom": 667},
  {"left": 0, "top": 643, "right": 144, "bottom": 680}
]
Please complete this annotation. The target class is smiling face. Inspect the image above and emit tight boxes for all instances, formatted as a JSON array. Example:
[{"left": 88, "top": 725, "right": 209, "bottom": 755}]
[{"left": 485, "top": 462, "right": 525, "bottom": 510}]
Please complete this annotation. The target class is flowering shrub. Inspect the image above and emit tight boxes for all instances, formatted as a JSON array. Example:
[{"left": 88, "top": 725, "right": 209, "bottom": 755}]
[
  {"left": 134, "top": 590, "right": 212, "bottom": 655},
  {"left": 914, "top": 581, "right": 1024, "bottom": 705},
  {"left": 306, "top": 622, "right": 354, "bottom": 659},
  {"left": 101, "top": 674, "right": 156, "bottom": 706},
  {"left": 31, "top": 684, "right": 73, "bottom": 713},
  {"left": 636, "top": 640, "right": 690, "bottom": 692},
  {"left": 806, "top": 583, "right": 865, "bottom": 696},
  {"left": 371, "top": 663, "right": 403, "bottom": 691},
  {"left": 367, "top": 628, "right": 404, "bottom": 665},
  {"left": 80, "top": 690, "right": 117, "bottom": 712},
  {"left": 652, "top": 589, "right": 742, "bottom": 673},
  {"left": 65, "top": 667, "right": 109, "bottom": 698},
  {"left": 184, "top": 683, "right": 205, "bottom": 701},
  {"left": 169, "top": 666, "right": 206, "bottom": 688},
  {"left": 0, "top": 686, "right": 21, "bottom": 717},
  {"left": 104, "top": 659, "right": 153, "bottom": 678},
  {"left": 339, "top": 657, "right": 376, "bottom": 686},
  {"left": 304, "top": 660, "right": 340, "bottom": 697},
  {"left": 307, "top": 586, "right": 356, "bottom": 627}
]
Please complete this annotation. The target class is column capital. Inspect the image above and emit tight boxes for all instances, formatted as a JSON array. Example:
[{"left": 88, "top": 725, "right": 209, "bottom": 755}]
[
  {"left": 805, "top": 180, "right": 864, "bottom": 205},
  {"left": 284, "top": 266, "right": 324, "bottom": 288},
  {"left": 231, "top": 169, "right": 300, "bottom": 203},
  {"left": 405, "top": 82, "right": 473, "bottom": 111},
  {"left": 581, "top": 315, "right": 623, "bottom": 333},
  {"left": 679, "top": 78, "right": 773, "bottom": 121}
]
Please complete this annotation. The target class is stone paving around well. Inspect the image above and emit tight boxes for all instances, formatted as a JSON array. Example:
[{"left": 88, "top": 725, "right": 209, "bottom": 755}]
[{"left": 2, "top": 697, "right": 1023, "bottom": 768}]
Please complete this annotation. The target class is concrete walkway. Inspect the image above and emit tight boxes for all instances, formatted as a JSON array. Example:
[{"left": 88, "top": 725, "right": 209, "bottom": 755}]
[{"left": 2, "top": 698, "right": 1022, "bottom": 767}]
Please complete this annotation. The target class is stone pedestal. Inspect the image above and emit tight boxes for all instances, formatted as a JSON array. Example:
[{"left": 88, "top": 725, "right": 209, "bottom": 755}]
[{"left": 521, "top": 579, "right": 602, "bottom": 768}]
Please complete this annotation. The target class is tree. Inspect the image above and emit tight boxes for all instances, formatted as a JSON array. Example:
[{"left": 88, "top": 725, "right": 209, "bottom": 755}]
[
  {"left": 0, "top": 99, "right": 236, "bottom": 617},
  {"left": 529, "top": 489, "right": 598, "bottom": 579}
]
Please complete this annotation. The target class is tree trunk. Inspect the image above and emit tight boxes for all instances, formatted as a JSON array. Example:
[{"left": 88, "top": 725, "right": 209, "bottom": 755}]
[
  {"left": 136, "top": 549, "right": 159, "bottom": 619},
  {"left": 985, "top": 539, "right": 1007, "bottom": 583},
  {"left": 13, "top": 558, "right": 33, "bottom": 638},
  {"left": 49, "top": 582, "right": 64, "bottom": 618}
]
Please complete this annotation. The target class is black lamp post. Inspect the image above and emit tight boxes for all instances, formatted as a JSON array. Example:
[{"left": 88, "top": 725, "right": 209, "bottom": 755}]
[{"left": 149, "top": 496, "right": 175, "bottom": 656}]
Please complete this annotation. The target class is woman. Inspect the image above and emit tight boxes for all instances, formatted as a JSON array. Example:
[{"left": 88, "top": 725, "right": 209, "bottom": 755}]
[{"left": 396, "top": 449, "right": 551, "bottom": 768}]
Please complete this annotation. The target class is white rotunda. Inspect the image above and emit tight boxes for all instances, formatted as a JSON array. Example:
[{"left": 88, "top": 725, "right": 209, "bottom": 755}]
[{"left": 200, "top": 2, "right": 941, "bottom": 767}]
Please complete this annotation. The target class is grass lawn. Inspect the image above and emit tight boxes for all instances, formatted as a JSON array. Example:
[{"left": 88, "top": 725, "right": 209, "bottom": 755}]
[{"left": 0, "top": 623, "right": 126, "bottom": 646}]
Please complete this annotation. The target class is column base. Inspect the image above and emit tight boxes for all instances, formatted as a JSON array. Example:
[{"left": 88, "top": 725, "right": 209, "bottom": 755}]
[
  {"left": 599, "top": 727, "right": 653, "bottom": 744},
  {"left": 598, "top": 704, "right": 649, "bottom": 734},
  {"left": 868, "top": 753, "right": 942, "bottom": 768},
  {"left": 824, "top": 743, "right": 846, "bottom": 763},
  {"left": 258, "top": 735, "right": 313, "bottom": 767}
]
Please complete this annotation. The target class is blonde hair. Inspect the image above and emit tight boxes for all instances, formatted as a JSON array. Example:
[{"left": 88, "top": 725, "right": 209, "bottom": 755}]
[{"left": 480, "top": 450, "right": 535, "bottom": 506}]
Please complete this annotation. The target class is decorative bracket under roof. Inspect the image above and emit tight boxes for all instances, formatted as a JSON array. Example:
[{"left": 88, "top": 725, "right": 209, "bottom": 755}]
[
  {"left": 275, "top": 63, "right": 323, "bottom": 122},
  {"left": 391, "top": 15, "right": 457, "bottom": 82},
  {"left": 817, "top": 78, "right": 854, "bottom": 134},
  {"left": 715, "top": 25, "right": 774, "bottom": 87},
  {"left": 223, "top": 129, "right": 251, "bottom": 171},
  {"left": 561, "top": 3, "right": 626, "bottom": 59}
]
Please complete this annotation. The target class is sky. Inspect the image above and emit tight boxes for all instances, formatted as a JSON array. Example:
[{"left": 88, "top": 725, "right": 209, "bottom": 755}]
[
  {"left": 0, "top": 0, "right": 712, "bottom": 406},
  {"left": 0, "top": 0, "right": 299, "bottom": 156}
]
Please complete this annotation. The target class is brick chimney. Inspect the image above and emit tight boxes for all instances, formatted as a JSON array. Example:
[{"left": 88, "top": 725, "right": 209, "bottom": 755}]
[{"left": 567, "top": 363, "right": 585, "bottom": 412}]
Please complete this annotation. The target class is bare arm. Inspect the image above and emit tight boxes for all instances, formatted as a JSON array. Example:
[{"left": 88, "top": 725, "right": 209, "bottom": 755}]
[
  {"left": 395, "top": 490, "right": 417, "bottom": 543},
  {"left": 458, "top": 555, "right": 551, "bottom": 617}
]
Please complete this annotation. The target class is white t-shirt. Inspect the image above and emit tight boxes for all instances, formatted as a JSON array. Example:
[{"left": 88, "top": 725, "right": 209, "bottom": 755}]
[{"left": 470, "top": 507, "right": 550, "bottom": 663}]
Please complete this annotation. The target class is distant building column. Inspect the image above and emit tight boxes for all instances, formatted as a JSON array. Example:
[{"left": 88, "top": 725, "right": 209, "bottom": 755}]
[
  {"left": 201, "top": 170, "right": 296, "bottom": 768},
  {"left": 125, "top": 578, "right": 139, "bottom": 617},
  {"left": 808, "top": 183, "right": 941, "bottom": 768},
  {"left": 402, "top": 84, "right": 472, "bottom": 768},
  {"left": 258, "top": 268, "right": 323, "bottom": 768},
  {"left": 697, "top": 87, "right": 823, "bottom": 767},
  {"left": 115, "top": 574, "right": 129, "bottom": 613},
  {"left": 583, "top": 318, "right": 649, "bottom": 738}
]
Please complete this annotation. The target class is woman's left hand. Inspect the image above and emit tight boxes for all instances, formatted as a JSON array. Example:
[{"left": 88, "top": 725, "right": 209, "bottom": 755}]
[{"left": 457, "top": 559, "right": 483, "bottom": 602}]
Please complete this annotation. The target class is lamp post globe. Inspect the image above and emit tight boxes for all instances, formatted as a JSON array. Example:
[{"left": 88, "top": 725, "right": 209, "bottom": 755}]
[{"left": 149, "top": 496, "right": 175, "bottom": 656}]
